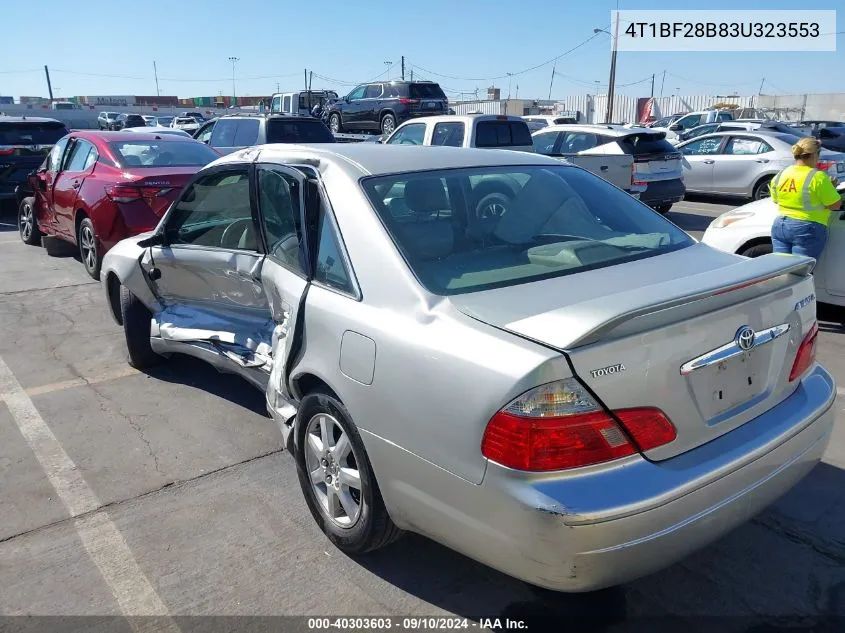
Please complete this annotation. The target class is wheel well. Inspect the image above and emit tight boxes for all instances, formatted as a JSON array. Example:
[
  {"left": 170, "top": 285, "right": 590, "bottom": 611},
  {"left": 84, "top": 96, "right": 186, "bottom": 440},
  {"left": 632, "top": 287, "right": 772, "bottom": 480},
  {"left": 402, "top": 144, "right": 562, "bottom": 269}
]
[
  {"left": 753, "top": 174, "right": 774, "bottom": 193},
  {"left": 738, "top": 236, "right": 772, "bottom": 254},
  {"left": 106, "top": 273, "right": 123, "bottom": 325},
  {"left": 74, "top": 209, "right": 88, "bottom": 237},
  {"left": 380, "top": 109, "right": 396, "bottom": 120},
  {"left": 292, "top": 373, "right": 339, "bottom": 402}
]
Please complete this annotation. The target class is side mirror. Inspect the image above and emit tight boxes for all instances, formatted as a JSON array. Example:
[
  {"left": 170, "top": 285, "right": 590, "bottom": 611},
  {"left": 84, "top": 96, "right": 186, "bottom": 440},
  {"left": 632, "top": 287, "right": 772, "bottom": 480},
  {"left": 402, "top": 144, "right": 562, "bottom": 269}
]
[{"left": 137, "top": 232, "right": 165, "bottom": 248}]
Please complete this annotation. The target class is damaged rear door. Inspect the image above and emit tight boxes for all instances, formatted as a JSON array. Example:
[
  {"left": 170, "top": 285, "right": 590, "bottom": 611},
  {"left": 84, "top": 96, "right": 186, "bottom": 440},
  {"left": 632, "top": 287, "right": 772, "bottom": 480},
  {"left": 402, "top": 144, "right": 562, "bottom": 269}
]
[{"left": 147, "top": 164, "right": 275, "bottom": 386}]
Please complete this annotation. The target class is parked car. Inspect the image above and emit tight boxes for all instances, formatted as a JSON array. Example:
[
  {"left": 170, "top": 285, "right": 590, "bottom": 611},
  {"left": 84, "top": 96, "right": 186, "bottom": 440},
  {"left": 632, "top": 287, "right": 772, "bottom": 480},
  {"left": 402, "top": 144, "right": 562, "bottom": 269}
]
[
  {"left": 673, "top": 121, "right": 762, "bottom": 144},
  {"left": 522, "top": 115, "right": 579, "bottom": 129},
  {"left": 1, "top": 116, "right": 69, "bottom": 203},
  {"left": 17, "top": 131, "right": 219, "bottom": 279},
  {"left": 153, "top": 116, "right": 174, "bottom": 128},
  {"left": 647, "top": 113, "right": 685, "bottom": 128},
  {"left": 270, "top": 91, "right": 340, "bottom": 117},
  {"left": 97, "top": 112, "right": 121, "bottom": 130},
  {"left": 813, "top": 126, "right": 845, "bottom": 153},
  {"left": 385, "top": 114, "right": 534, "bottom": 151},
  {"left": 797, "top": 120, "right": 845, "bottom": 133},
  {"left": 192, "top": 113, "right": 335, "bottom": 155},
  {"left": 532, "top": 124, "right": 684, "bottom": 213},
  {"left": 121, "top": 126, "right": 193, "bottom": 138},
  {"left": 701, "top": 182, "right": 845, "bottom": 309},
  {"left": 326, "top": 80, "right": 448, "bottom": 136},
  {"left": 114, "top": 113, "right": 148, "bottom": 130},
  {"left": 676, "top": 130, "right": 845, "bottom": 200},
  {"left": 179, "top": 111, "right": 206, "bottom": 123},
  {"left": 171, "top": 117, "right": 201, "bottom": 133},
  {"left": 141, "top": 115, "right": 157, "bottom": 125},
  {"left": 101, "top": 143, "right": 834, "bottom": 593},
  {"left": 653, "top": 110, "right": 736, "bottom": 141}
]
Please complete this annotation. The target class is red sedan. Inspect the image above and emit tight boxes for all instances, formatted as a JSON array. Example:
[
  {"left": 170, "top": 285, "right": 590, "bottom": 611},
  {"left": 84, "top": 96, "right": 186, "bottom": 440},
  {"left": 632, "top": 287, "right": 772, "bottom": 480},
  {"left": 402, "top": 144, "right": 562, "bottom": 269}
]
[{"left": 17, "top": 131, "right": 220, "bottom": 279}]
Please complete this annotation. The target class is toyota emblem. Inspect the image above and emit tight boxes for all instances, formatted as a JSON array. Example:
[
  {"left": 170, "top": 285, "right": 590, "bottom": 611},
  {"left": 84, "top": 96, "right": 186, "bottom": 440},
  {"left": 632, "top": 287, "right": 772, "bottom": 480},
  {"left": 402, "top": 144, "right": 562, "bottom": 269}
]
[{"left": 736, "top": 326, "right": 755, "bottom": 351}]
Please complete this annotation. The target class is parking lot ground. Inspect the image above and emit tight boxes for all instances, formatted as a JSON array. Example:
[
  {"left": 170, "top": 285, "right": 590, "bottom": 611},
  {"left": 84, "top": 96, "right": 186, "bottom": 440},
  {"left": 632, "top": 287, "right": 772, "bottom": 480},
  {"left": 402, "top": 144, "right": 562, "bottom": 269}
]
[{"left": 2, "top": 198, "right": 845, "bottom": 630}]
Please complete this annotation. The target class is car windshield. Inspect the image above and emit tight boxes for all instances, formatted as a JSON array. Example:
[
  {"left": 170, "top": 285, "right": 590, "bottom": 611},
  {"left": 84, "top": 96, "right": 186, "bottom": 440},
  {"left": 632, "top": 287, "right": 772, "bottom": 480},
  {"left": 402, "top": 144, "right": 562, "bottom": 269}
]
[
  {"left": 0, "top": 121, "right": 68, "bottom": 145},
  {"left": 108, "top": 140, "right": 218, "bottom": 167},
  {"left": 266, "top": 119, "right": 336, "bottom": 143},
  {"left": 362, "top": 165, "right": 693, "bottom": 295}
]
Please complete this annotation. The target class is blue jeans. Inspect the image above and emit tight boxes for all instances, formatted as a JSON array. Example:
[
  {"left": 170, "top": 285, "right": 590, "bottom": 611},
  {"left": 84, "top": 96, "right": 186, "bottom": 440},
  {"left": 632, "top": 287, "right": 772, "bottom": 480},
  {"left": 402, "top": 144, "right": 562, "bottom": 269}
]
[{"left": 771, "top": 216, "right": 828, "bottom": 260}]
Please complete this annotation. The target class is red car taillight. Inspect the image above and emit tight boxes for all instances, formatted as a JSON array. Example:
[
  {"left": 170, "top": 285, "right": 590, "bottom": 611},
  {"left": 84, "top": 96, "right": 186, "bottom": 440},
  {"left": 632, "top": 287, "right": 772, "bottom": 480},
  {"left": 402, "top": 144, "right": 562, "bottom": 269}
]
[
  {"left": 789, "top": 322, "right": 818, "bottom": 382},
  {"left": 105, "top": 184, "right": 173, "bottom": 203},
  {"left": 398, "top": 98, "right": 419, "bottom": 105},
  {"left": 481, "top": 378, "right": 676, "bottom": 472},
  {"left": 817, "top": 160, "right": 833, "bottom": 172}
]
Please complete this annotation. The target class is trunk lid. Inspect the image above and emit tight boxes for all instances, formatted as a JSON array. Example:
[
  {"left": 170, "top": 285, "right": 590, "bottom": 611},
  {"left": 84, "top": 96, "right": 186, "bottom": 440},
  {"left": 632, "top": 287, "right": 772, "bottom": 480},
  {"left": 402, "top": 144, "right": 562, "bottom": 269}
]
[
  {"left": 118, "top": 167, "right": 197, "bottom": 217},
  {"left": 449, "top": 245, "right": 818, "bottom": 460}
]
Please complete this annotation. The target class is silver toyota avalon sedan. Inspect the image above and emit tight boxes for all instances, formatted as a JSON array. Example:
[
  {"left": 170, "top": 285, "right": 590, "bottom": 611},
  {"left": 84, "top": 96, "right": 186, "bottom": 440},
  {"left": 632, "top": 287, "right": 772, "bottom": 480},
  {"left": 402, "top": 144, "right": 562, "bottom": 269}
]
[{"left": 101, "top": 143, "right": 836, "bottom": 592}]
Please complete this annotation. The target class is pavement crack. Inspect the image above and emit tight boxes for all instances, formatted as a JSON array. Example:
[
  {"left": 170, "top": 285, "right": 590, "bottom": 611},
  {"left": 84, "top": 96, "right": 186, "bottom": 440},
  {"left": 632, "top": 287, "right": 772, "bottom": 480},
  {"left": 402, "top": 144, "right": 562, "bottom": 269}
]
[
  {"left": 753, "top": 512, "right": 845, "bottom": 565},
  {"left": 0, "top": 281, "right": 98, "bottom": 297}
]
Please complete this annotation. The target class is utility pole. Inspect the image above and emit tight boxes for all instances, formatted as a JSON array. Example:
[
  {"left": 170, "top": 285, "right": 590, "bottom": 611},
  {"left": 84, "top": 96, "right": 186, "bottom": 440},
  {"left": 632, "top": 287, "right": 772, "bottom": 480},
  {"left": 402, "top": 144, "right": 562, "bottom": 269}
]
[
  {"left": 604, "top": 11, "right": 620, "bottom": 123},
  {"left": 44, "top": 65, "right": 54, "bottom": 101},
  {"left": 276, "top": 82, "right": 280, "bottom": 93},
  {"left": 410, "top": 67, "right": 414, "bottom": 81},
  {"left": 507, "top": 72, "right": 513, "bottom": 100},
  {"left": 660, "top": 70, "right": 666, "bottom": 98},
  {"left": 401, "top": 56, "right": 405, "bottom": 81},
  {"left": 304, "top": 68, "right": 308, "bottom": 92},
  {"left": 153, "top": 61, "right": 160, "bottom": 97},
  {"left": 548, "top": 60, "right": 556, "bottom": 101},
  {"left": 308, "top": 71, "right": 313, "bottom": 93},
  {"left": 228, "top": 57, "right": 239, "bottom": 100},
  {"left": 650, "top": 73, "right": 655, "bottom": 98}
]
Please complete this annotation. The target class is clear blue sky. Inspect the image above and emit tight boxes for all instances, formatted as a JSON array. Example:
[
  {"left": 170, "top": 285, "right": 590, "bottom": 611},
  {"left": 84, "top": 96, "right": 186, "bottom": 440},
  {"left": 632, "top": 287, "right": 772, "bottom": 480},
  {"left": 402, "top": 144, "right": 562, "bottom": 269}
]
[{"left": 1, "top": 0, "right": 841, "bottom": 100}]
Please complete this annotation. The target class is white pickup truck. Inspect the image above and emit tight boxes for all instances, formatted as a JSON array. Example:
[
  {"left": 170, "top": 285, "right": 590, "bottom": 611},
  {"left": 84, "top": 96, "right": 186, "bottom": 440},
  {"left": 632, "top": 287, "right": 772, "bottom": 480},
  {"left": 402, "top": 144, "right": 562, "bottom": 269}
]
[{"left": 384, "top": 114, "right": 639, "bottom": 195}]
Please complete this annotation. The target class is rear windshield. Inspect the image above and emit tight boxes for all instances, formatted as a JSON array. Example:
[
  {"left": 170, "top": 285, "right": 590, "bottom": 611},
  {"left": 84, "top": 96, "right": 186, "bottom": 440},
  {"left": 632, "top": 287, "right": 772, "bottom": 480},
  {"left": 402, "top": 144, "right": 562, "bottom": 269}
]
[
  {"left": 266, "top": 119, "right": 336, "bottom": 143},
  {"left": 617, "top": 133, "right": 678, "bottom": 155},
  {"left": 475, "top": 121, "right": 533, "bottom": 148},
  {"left": 408, "top": 83, "right": 447, "bottom": 100},
  {"left": 108, "top": 140, "right": 218, "bottom": 167},
  {"left": 0, "top": 121, "right": 68, "bottom": 145},
  {"left": 362, "top": 166, "right": 692, "bottom": 295}
]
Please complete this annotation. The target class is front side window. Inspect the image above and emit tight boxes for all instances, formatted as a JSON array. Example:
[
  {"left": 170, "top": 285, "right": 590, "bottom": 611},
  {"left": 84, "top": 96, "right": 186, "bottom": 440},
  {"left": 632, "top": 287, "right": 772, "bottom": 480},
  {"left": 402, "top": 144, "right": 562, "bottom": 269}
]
[
  {"left": 432, "top": 122, "right": 465, "bottom": 147},
  {"left": 724, "top": 137, "right": 773, "bottom": 155},
  {"left": 271, "top": 96, "right": 281, "bottom": 113},
  {"left": 386, "top": 123, "right": 426, "bottom": 145},
  {"left": 347, "top": 86, "right": 367, "bottom": 101},
  {"left": 108, "top": 140, "right": 218, "bottom": 167},
  {"left": 195, "top": 122, "right": 215, "bottom": 144},
  {"left": 166, "top": 169, "right": 256, "bottom": 250},
  {"left": 560, "top": 132, "right": 599, "bottom": 152},
  {"left": 64, "top": 140, "right": 96, "bottom": 172},
  {"left": 362, "top": 166, "right": 693, "bottom": 295},
  {"left": 257, "top": 166, "right": 303, "bottom": 273},
  {"left": 680, "top": 137, "right": 723, "bottom": 155}
]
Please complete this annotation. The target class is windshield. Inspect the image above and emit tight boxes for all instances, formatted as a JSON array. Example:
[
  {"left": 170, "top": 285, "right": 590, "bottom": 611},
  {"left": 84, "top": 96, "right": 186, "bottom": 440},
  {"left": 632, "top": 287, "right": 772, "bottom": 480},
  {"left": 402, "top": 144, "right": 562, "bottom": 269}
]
[
  {"left": 362, "top": 165, "right": 693, "bottom": 295},
  {"left": 108, "top": 140, "right": 218, "bottom": 167},
  {"left": 266, "top": 119, "right": 336, "bottom": 143},
  {"left": 0, "top": 121, "right": 68, "bottom": 145}
]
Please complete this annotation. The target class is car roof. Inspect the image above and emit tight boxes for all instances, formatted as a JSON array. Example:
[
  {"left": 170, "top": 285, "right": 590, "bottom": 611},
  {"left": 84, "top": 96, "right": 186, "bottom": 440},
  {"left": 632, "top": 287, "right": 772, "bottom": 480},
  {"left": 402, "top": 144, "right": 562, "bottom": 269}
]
[
  {"left": 72, "top": 130, "right": 200, "bottom": 142},
  {"left": 0, "top": 115, "right": 66, "bottom": 125},
  {"left": 539, "top": 124, "right": 662, "bottom": 137},
  {"left": 219, "top": 113, "right": 322, "bottom": 122},
  {"left": 398, "top": 114, "right": 524, "bottom": 126},
  {"left": 215, "top": 143, "right": 562, "bottom": 178}
]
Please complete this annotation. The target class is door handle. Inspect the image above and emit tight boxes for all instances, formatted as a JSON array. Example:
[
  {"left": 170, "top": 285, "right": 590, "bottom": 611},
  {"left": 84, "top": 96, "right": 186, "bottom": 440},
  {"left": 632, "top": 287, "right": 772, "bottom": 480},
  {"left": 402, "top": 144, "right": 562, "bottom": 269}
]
[
  {"left": 703, "top": 160, "right": 715, "bottom": 164},
  {"left": 600, "top": 165, "right": 608, "bottom": 171},
  {"left": 72, "top": 180, "right": 80, "bottom": 189},
  {"left": 755, "top": 159, "right": 769, "bottom": 163}
]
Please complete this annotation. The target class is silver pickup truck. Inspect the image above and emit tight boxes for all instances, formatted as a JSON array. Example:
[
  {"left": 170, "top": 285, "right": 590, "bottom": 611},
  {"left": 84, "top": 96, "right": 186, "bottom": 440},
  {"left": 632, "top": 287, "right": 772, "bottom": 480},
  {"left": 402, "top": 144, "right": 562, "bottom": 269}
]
[{"left": 383, "top": 114, "right": 640, "bottom": 197}]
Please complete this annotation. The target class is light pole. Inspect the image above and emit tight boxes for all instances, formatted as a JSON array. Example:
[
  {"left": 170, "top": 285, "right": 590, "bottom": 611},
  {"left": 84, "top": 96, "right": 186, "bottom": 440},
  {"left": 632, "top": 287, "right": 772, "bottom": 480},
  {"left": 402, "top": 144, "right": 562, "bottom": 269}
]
[
  {"left": 228, "top": 56, "right": 240, "bottom": 100},
  {"left": 594, "top": 13, "right": 619, "bottom": 124},
  {"left": 384, "top": 61, "right": 392, "bottom": 80},
  {"left": 506, "top": 72, "right": 513, "bottom": 100}
]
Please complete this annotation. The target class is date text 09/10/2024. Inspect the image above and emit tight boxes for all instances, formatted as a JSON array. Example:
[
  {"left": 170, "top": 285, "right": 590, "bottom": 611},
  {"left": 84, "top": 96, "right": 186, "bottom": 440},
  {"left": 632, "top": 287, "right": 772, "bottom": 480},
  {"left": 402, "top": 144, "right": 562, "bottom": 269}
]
[{"left": 306, "top": 618, "right": 528, "bottom": 630}]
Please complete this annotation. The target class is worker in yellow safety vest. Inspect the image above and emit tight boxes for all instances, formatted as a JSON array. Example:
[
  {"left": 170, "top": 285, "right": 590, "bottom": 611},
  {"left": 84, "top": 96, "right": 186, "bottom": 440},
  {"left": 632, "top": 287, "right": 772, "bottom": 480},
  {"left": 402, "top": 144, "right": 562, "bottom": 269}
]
[{"left": 770, "top": 137, "right": 843, "bottom": 260}]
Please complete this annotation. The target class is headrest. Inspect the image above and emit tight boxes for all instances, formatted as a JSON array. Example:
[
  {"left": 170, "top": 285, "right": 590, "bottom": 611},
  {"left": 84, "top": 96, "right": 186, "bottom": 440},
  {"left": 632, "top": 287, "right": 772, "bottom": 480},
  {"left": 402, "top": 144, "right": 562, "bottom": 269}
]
[{"left": 403, "top": 178, "right": 449, "bottom": 215}]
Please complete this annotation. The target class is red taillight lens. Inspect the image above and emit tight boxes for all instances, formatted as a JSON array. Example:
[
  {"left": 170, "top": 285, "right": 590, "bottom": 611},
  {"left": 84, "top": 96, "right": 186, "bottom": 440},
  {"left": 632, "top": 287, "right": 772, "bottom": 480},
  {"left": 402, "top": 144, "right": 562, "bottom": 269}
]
[
  {"left": 106, "top": 185, "right": 172, "bottom": 203},
  {"left": 0, "top": 147, "right": 15, "bottom": 155},
  {"left": 398, "top": 98, "right": 419, "bottom": 105},
  {"left": 481, "top": 379, "right": 676, "bottom": 472},
  {"left": 817, "top": 160, "right": 833, "bottom": 172},
  {"left": 789, "top": 322, "right": 818, "bottom": 382}
]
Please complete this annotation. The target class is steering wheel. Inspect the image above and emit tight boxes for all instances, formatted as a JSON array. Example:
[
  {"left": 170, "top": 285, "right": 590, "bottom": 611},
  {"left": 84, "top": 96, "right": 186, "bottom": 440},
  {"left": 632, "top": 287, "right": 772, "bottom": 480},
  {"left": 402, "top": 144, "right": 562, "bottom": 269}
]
[{"left": 220, "top": 218, "right": 254, "bottom": 248}]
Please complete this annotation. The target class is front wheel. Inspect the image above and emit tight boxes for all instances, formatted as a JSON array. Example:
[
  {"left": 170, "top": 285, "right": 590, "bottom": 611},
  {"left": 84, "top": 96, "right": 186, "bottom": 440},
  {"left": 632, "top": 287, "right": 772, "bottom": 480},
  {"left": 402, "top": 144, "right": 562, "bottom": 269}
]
[
  {"left": 380, "top": 113, "right": 396, "bottom": 136},
  {"left": 77, "top": 217, "right": 101, "bottom": 280},
  {"left": 295, "top": 390, "right": 402, "bottom": 554},
  {"left": 753, "top": 177, "right": 772, "bottom": 201},
  {"left": 739, "top": 242, "right": 773, "bottom": 258},
  {"left": 120, "top": 285, "right": 161, "bottom": 369},
  {"left": 329, "top": 113, "right": 342, "bottom": 134},
  {"left": 18, "top": 197, "right": 42, "bottom": 246}
]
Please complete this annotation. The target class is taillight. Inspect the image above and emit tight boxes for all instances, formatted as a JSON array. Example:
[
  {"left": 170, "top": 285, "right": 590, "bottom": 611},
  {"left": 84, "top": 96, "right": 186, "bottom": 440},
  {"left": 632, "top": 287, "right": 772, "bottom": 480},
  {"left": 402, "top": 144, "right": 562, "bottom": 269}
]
[
  {"left": 817, "top": 160, "right": 833, "bottom": 172},
  {"left": 0, "top": 147, "right": 15, "bottom": 156},
  {"left": 106, "top": 184, "right": 172, "bottom": 203},
  {"left": 789, "top": 322, "right": 818, "bottom": 382},
  {"left": 630, "top": 165, "right": 647, "bottom": 189},
  {"left": 398, "top": 98, "right": 419, "bottom": 105},
  {"left": 481, "top": 379, "right": 676, "bottom": 472}
]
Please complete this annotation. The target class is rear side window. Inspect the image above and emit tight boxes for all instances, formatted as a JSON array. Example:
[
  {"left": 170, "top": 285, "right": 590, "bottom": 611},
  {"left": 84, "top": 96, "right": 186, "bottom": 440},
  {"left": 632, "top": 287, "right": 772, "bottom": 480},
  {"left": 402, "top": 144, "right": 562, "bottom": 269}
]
[
  {"left": 617, "top": 133, "right": 678, "bottom": 156},
  {"left": 432, "top": 122, "right": 465, "bottom": 147},
  {"left": 475, "top": 121, "right": 533, "bottom": 148},
  {"left": 233, "top": 119, "right": 260, "bottom": 146},
  {"left": 408, "top": 83, "right": 447, "bottom": 100},
  {"left": 0, "top": 121, "right": 69, "bottom": 145},
  {"left": 266, "top": 119, "right": 335, "bottom": 143}
]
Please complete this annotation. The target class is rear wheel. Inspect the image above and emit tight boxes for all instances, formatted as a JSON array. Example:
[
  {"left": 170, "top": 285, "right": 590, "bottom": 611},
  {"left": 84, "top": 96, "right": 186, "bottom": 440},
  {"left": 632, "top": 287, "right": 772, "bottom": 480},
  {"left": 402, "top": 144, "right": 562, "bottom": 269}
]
[
  {"left": 18, "top": 197, "right": 42, "bottom": 246},
  {"left": 753, "top": 177, "right": 772, "bottom": 201},
  {"left": 329, "top": 113, "right": 342, "bottom": 133},
  {"left": 119, "top": 285, "right": 160, "bottom": 369},
  {"left": 653, "top": 203, "right": 672, "bottom": 215},
  {"left": 739, "top": 242, "right": 773, "bottom": 258},
  {"left": 77, "top": 217, "right": 101, "bottom": 280},
  {"left": 295, "top": 389, "right": 402, "bottom": 554},
  {"left": 380, "top": 113, "right": 396, "bottom": 136}
]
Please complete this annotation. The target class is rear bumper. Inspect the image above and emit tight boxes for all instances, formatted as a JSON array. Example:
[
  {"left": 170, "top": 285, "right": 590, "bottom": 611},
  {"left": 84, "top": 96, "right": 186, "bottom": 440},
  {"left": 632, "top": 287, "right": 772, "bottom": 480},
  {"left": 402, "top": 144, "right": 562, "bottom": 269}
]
[
  {"left": 368, "top": 364, "right": 835, "bottom": 592},
  {"left": 640, "top": 178, "right": 686, "bottom": 207}
]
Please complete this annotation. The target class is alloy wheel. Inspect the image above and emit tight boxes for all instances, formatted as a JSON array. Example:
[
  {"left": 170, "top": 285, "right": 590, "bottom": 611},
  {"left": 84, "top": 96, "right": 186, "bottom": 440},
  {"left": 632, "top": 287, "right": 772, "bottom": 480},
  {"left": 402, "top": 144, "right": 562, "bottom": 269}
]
[
  {"left": 304, "top": 412, "right": 363, "bottom": 528},
  {"left": 330, "top": 115, "right": 340, "bottom": 133},
  {"left": 19, "top": 201, "right": 34, "bottom": 242},
  {"left": 80, "top": 224, "right": 97, "bottom": 272},
  {"left": 382, "top": 116, "right": 395, "bottom": 135}
]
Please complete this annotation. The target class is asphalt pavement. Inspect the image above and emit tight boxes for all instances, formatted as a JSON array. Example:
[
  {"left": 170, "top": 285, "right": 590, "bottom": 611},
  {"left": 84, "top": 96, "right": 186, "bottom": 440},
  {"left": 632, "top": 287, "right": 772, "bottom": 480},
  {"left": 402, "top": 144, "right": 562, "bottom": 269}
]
[{"left": 1, "top": 197, "right": 844, "bottom": 632}]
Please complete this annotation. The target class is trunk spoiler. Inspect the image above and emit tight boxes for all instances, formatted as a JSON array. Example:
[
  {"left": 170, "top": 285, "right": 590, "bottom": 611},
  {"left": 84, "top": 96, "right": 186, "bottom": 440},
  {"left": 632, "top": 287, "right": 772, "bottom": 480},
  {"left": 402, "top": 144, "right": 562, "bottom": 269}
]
[{"left": 505, "top": 254, "right": 814, "bottom": 350}]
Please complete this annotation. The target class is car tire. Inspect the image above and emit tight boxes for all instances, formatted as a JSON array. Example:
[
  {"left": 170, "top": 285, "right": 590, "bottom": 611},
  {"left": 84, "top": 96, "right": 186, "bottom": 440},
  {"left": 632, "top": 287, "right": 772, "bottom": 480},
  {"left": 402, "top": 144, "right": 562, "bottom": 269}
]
[
  {"left": 653, "top": 203, "right": 672, "bottom": 214},
  {"left": 752, "top": 177, "right": 772, "bottom": 201},
  {"left": 77, "top": 217, "right": 101, "bottom": 280},
  {"left": 380, "top": 113, "right": 396, "bottom": 136},
  {"left": 18, "top": 197, "right": 42, "bottom": 246},
  {"left": 119, "top": 285, "right": 160, "bottom": 369},
  {"left": 739, "top": 242, "right": 773, "bottom": 258},
  {"left": 329, "top": 113, "right": 343, "bottom": 134},
  {"left": 475, "top": 191, "right": 511, "bottom": 221},
  {"left": 295, "top": 389, "right": 402, "bottom": 555}
]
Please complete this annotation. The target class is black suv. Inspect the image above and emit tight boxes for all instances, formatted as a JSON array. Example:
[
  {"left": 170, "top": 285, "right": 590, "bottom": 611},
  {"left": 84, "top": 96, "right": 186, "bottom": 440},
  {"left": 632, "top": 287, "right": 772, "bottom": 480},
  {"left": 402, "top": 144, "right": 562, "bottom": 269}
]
[
  {"left": 193, "top": 113, "right": 336, "bottom": 155},
  {"left": 114, "top": 113, "right": 147, "bottom": 130},
  {"left": 0, "top": 116, "right": 68, "bottom": 204},
  {"left": 326, "top": 81, "right": 448, "bottom": 136}
]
